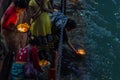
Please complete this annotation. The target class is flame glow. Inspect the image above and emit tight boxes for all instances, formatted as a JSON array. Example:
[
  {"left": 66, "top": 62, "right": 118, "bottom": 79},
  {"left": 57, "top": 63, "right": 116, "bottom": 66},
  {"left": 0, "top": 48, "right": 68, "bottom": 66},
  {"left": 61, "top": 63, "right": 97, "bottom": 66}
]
[
  {"left": 39, "top": 60, "right": 51, "bottom": 66},
  {"left": 17, "top": 23, "right": 29, "bottom": 32},
  {"left": 77, "top": 49, "right": 86, "bottom": 55}
]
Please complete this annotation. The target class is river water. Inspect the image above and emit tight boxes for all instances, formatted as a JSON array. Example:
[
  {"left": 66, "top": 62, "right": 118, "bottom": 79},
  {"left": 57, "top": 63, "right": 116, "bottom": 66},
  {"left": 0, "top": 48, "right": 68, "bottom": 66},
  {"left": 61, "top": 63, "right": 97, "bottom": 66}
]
[
  {"left": 0, "top": 0, "right": 120, "bottom": 80},
  {"left": 54, "top": 0, "right": 120, "bottom": 80},
  {"left": 83, "top": 0, "right": 120, "bottom": 80}
]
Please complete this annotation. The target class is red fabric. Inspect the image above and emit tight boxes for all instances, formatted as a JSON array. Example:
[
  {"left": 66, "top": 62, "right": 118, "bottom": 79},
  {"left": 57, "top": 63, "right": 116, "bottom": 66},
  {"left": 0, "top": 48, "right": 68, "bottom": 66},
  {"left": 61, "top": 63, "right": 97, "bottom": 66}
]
[
  {"left": 1, "top": 4, "right": 17, "bottom": 30},
  {"left": 30, "top": 47, "right": 43, "bottom": 72},
  {"left": 16, "top": 46, "right": 43, "bottom": 72}
]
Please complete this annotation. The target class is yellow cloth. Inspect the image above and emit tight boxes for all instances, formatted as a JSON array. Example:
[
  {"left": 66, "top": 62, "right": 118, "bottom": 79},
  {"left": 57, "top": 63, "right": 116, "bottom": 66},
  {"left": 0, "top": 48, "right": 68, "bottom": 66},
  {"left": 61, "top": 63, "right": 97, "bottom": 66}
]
[{"left": 29, "top": 0, "right": 52, "bottom": 36}]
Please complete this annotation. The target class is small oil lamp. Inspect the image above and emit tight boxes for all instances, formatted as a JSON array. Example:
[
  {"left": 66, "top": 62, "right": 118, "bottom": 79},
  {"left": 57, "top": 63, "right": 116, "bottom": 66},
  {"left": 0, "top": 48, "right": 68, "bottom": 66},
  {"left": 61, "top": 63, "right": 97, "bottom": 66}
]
[
  {"left": 17, "top": 23, "right": 30, "bottom": 32},
  {"left": 77, "top": 49, "right": 86, "bottom": 55},
  {"left": 39, "top": 60, "right": 51, "bottom": 66}
]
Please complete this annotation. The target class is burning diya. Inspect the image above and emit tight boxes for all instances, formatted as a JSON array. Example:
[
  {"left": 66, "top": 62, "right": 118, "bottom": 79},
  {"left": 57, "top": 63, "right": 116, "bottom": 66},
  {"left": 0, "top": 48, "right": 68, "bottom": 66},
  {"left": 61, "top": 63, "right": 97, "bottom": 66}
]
[
  {"left": 39, "top": 60, "right": 51, "bottom": 67},
  {"left": 17, "top": 23, "right": 30, "bottom": 32},
  {"left": 77, "top": 49, "right": 86, "bottom": 55},
  {"left": 39, "top": 60, "right": 51, "bottom": 71}
]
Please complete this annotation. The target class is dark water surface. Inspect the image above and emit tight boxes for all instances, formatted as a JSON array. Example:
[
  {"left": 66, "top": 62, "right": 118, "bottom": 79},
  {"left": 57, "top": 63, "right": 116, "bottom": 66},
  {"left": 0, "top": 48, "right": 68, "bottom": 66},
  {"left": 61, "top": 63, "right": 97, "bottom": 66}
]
[{"left": 84, "top": 0, "right": 120, "bottom": 80}]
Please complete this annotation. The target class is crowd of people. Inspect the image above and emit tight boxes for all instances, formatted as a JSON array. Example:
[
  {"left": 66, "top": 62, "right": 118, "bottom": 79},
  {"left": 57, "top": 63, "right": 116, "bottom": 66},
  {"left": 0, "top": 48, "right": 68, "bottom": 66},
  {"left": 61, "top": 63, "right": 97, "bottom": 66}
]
[{"left": 0, "top": 0, "right": 78, "bottom": 80}]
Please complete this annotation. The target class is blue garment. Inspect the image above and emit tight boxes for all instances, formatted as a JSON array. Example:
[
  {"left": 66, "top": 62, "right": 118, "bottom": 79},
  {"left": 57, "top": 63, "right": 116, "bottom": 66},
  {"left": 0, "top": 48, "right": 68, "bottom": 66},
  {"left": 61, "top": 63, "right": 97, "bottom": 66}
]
[
  {"left": 11, "top": 62, "right": 43, "bottom": 80},
  {"left": 49, "top": 11, "right": 68, "bottom": 29},
  {"left": 10, "top": 62, "right": 25, "bottom": 80},
  {"left": 49, "top": 12, "right": 68, "bottom": 49}
]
